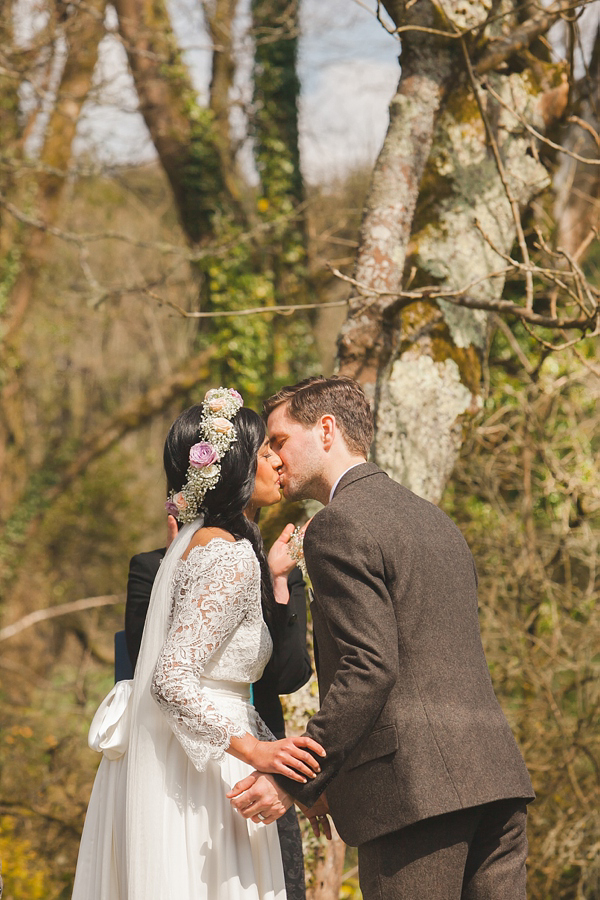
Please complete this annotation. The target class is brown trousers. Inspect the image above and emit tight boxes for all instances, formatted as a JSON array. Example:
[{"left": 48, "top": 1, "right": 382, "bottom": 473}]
[{"left": 358, "top": 799, "right": 529, "bottom": 900}]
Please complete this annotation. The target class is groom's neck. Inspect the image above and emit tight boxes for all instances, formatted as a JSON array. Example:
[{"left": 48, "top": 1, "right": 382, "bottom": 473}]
[{"left": 322, "top": 454, "right": 367, "bottom": 503}]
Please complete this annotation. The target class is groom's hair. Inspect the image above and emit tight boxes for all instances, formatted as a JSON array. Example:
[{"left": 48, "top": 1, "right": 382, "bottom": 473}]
[{"left": 264, "top": 375, "right": 373, "bottom": 457}]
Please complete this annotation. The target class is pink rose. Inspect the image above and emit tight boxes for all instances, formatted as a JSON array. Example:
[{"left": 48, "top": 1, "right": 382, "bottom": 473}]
[
  {"left": 213, "top": 417, "right": 233, "bottom": 434},
  {"left": 165, "top": 498, "right": 179, "bottom": 516},
  {"left": 173, "top": 492, "right": 187, "bottom": 511},
  {"left": 189, "top": 441, "right": 218, "bottom": 468},
  {"left": 208, "top": 397, "right": 226, "bottom": 413},
  {"left": 229, "top": 389, "right": 243, "bottom": 405}
]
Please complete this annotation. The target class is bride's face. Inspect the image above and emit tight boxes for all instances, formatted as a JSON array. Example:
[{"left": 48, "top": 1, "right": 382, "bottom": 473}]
[{"left": 248, "top": 438, "right": 282, "bottom": 509}]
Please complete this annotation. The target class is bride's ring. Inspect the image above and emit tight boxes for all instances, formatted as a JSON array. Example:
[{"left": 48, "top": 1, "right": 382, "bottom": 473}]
[{"left": 257, "top": 813, "right": 267, "bottom": 821}]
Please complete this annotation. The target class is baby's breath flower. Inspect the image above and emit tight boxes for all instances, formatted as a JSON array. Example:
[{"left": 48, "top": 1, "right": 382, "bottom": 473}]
[{"left": 288, "top": 527, "right": 307, "bottom": 577}]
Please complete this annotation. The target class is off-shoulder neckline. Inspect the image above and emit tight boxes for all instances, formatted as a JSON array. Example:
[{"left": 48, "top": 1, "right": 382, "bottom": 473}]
[{"left": 179, "top": 536, "right": 253, "bottom": 565}]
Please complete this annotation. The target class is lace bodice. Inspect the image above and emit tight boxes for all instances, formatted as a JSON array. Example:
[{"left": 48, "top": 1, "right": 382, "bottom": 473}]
[{"left": 151, "top": 538, "right": 274, "bottom": 771}]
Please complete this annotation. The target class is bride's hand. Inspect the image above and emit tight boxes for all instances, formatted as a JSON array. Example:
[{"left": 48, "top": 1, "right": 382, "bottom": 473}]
[
  {"left": 267, "top": 523, "right": 296, "bottom": 579},
  {"left": 249, "top": 735, "right": 326, "bottom": 782},
  {"left": 268, "top": 523, "right": 296, "bottom": 605}
]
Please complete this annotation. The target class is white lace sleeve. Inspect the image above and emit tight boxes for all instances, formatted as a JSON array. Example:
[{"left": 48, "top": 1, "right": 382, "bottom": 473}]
[{"left": 151, "top": 540, "right": 257, "bottom": 772}]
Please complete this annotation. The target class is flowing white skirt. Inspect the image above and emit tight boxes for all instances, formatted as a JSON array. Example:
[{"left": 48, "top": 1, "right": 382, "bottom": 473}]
[{"left": 72, "top": 681, "right": 286, "bottom": 900}]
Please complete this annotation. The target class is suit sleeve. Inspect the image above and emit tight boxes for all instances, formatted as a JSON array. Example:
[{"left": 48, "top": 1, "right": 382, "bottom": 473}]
[
  {"left": 125, "top": 550, "right": 163, "bottom": 670},
  {"left": 274, "top": 508, "right": 399, "bottom": 806}
]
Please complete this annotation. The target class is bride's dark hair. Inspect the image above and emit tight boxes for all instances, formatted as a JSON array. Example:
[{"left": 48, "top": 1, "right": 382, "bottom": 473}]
[{"left": 163, "top": 404, "right": 276, "bottom": 630}]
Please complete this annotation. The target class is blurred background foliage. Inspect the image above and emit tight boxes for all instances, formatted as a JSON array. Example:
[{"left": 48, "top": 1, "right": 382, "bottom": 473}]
[{"left": 0, "top": 0, "right": 598, "bottom": 897}]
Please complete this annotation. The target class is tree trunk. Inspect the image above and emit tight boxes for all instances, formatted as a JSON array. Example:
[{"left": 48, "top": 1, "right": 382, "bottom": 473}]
[
  {"left": 554, "top": 26, "right": 600, "bottom": 257},
  {"left": 305, "top": 827, "right": 346, "bottom": 900},
  {"left": 114, "top": 0, "right": 233, "bottom": 242},
  {"left": 338, "top": 0, "right": 559, "bottom": 504},
  {"left": 2, "top": 0, "right": 107, "bottom": 347},
  {"left": 336, "top": 42, "right": 453, "bottom": 395},
  {"left": 251, "top": 0, "right": 309, "bottom": 380},
  {"left": 203, "top": 0, "right": 248, "bottom": 217},
  {"left": 0, "top": 0, "right": 107, "bottom": 512},
  {"left": 373, "top": 68, "right": 550, "bottom": 502}
]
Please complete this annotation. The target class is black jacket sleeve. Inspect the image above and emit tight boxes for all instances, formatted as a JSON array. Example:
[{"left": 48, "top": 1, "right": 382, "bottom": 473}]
[
  {"left": 267, "top": 566, "right": 312, "bottom": 695},
  {"left": 252, "top": 567, "right": 312, "bottom": 738},
  {"left": 125, "top": 549, "right": 164, "bottom": 670}
]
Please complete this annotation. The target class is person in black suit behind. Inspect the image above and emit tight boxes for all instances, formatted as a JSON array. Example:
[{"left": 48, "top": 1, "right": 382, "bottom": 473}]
[{"left": 124, "top": 526, "right": 312, "bottom": 899}]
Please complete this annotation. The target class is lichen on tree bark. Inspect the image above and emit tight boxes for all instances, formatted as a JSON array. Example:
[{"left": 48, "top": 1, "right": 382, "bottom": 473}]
[{"left": 338, "top": 0, "right": 559, "bottom": 504}]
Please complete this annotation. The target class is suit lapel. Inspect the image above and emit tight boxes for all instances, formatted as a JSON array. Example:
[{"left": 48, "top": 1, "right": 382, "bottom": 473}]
[{"left": 331, "top": 462, "right": 385, "bottom": 502}]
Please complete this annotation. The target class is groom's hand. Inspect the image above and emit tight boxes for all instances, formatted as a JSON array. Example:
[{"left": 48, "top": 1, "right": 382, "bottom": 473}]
[
  {"left": 298, "top": 793, "right": 332, "bottom": 840},
  {"left": 227, "top": 771, "right": 292, "bottom": 824}
]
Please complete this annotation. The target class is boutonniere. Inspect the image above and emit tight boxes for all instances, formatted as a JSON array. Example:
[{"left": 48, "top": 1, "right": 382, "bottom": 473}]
[{"left": 287, "top": 526, "right": 307, "bottom": 577}]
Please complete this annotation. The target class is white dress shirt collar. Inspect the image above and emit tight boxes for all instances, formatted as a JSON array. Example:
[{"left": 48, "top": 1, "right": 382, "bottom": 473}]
[{"left": 328, "top": 463, "right": 363, "bottom": 504}]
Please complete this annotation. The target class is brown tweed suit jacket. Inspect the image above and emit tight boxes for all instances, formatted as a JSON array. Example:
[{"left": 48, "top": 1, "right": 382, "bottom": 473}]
[{"left": 276, "top": 463, "right": 534, "bottom": 847}]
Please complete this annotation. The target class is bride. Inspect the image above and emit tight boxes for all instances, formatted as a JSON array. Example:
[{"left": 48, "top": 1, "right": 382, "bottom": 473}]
[{"left": 72, "top": 388, "right": 324, "bottom": 900}]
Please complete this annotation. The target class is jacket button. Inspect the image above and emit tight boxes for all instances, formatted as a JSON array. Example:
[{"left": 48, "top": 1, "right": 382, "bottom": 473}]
[{"left": 288, "top": 613, "right": 298, "bottom": 625}]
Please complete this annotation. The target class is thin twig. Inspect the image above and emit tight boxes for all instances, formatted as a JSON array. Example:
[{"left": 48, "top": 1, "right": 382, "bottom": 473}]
[
  {"left": 329, "top": 264, "right": 596, "bottom": 329},
  {"left": 474, "top": 1, "right": 582, "bottom": 74},
  {"left": 0, "top": 191, "right": 312, "bottom": 262},
  {"left": 157, "top": 297, "right": 348, "bottom": 318},
  {"left": 492, "top": 314, "right": 535, "bottom": 376},
  {"left": 483, "top": 80, "right": 600, "bottom": 165},
  {"left": 0, "top": 595, "right": 124, "bottom": 642},
  {"left": 571, "top": 344, "right": 600, "bottom": 376},
  {"left": 522, "top": 318, "right": 600, "bottom": 350},
  {"left": 460, "top": 35, "right": 535, "bottom": 311},
  {"left": 567, "top": 115, "right": 600, "bottom": 149}
]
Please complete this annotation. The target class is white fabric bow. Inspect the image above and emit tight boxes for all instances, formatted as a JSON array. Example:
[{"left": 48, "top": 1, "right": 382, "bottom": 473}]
[{"left": 88, "top": 679, "right": 134, "bottom": 759}]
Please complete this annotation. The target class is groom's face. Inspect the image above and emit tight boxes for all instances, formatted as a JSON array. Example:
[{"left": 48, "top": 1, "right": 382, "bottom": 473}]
[{"left": 267, "top": 404, "right": 323, "bottom": 502}]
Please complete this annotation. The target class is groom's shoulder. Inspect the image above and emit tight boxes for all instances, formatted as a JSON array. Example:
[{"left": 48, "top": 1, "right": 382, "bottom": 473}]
[
  {"left": 334, "top": 463, "right": 409, "bottom": 506},
  {"left": 329, "top": 465, "right": 448, "bottom": 529}
]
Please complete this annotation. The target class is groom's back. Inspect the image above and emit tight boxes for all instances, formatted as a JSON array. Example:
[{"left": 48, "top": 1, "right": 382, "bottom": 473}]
[{"left": 308, "top": 463, "right": 533, "bottom": 844}]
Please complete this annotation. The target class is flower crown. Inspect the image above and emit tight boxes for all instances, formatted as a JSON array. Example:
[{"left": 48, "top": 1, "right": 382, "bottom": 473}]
[{"left": 165, "top": 387, "right": 244, "bottom": 524}]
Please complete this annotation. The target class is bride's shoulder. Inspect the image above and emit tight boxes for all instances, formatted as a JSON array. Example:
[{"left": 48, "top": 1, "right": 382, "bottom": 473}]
[
  {"left": 195, "top": 526, "right": 236, "bottom": 546},
  {"left": 182, "top": 527, "right": 236, "bottom": 561}
]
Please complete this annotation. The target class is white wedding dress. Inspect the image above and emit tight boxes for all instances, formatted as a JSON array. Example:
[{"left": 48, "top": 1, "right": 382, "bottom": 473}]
[{"left": 72, "top": 521, "right": 287, "bottom": 900}]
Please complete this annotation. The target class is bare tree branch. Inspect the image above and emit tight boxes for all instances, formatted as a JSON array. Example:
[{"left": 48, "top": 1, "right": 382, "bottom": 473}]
[
  {"left": 568, "top": 115, "right": 600, "bottom": 149},
  {"left": 474, "top": 1, "right": 581, "bottom": 74},
  {"left": 158, "top": 296, "right": 347, "bottom": 317},
  {"left": 328, "top": 264, "right": 599, "bottom": 331},
  {"left": 0, "top": 191, "right": 309, "bottom": 260},
  {"left": 0, "top": 595, "right": 124, "bottom": 642},
  {"left": 484, "top": 79, "right": 600, "bottom": 164}
]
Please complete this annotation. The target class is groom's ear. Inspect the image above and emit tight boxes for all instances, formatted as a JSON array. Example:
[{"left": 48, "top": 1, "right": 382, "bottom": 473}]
[{"left": 320, "top": 414, "right": 336, "bottom": 450}]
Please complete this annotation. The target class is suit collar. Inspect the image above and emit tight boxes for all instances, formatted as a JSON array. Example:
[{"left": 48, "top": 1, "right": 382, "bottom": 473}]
[{"left": 331, "top": 461, "right": 384, "bottom": 501}]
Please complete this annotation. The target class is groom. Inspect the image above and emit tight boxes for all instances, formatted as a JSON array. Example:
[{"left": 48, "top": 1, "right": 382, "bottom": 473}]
[{"left": 230, "top": 375, "right": 534, "bottom": 899}]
